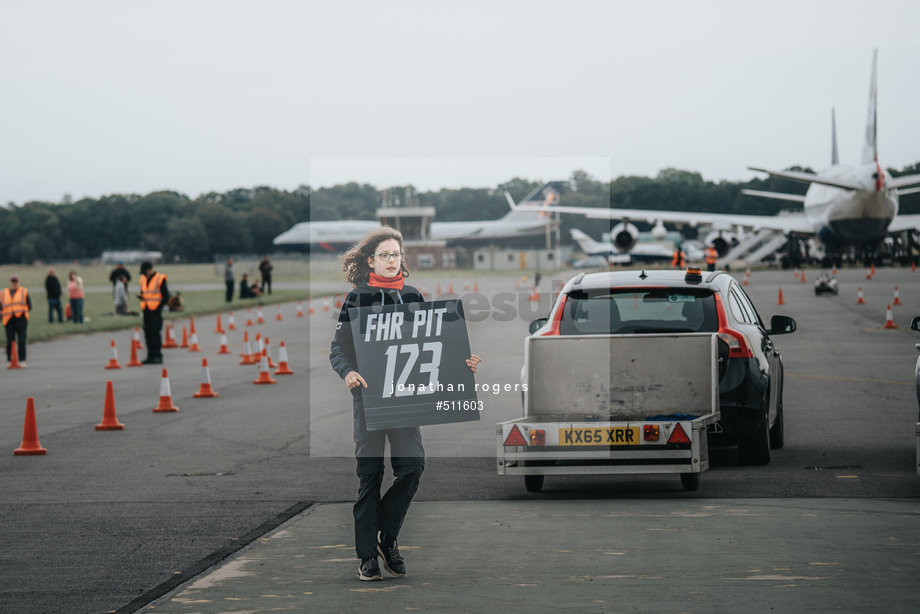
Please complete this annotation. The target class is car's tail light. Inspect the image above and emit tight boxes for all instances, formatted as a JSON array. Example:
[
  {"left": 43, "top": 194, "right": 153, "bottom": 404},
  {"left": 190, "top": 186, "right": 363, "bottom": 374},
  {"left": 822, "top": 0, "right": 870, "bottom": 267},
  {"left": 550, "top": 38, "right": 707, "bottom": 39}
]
[
  {"left": 539, "top": 294, "right": 568, "bottom": 336},
  {"left": 643, "top": 424, "right": 659, "bottom": 441},
  {"left": 530, "top": 429, "right": 545, "bottom": 446},
  {"left": 713, "top": 293, "right": 753, "bottom": 358}
]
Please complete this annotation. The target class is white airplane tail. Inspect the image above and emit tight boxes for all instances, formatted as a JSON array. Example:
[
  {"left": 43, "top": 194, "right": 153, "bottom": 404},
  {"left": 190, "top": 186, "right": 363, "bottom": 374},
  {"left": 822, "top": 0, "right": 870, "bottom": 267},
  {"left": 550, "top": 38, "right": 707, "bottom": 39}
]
[
  {"left": 570, "top": 228, "right": 604, "bottom": 254},
  {"left": 501, "top": 182, "right": 562, "bottom": 222},
  {"left": 861, "top": 49, "right": 878, "bottom": 164}
]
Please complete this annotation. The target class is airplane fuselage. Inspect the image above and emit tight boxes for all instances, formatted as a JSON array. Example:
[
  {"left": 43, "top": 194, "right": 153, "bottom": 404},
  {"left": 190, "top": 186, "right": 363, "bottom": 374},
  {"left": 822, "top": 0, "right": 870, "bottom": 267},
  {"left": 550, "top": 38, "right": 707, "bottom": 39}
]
[{"left": 804, "top": 163, "right": 898, "bottom": 247}]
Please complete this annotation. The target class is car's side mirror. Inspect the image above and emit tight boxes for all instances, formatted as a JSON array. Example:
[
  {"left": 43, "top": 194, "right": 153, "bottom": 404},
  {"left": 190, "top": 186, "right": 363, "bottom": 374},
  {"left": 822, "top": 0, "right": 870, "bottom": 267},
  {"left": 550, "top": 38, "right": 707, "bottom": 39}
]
[
  {"left": 910, "top": 316, "right": 920, "bottom": 331},
  {"left": 769, "top": 315, "right": 796, "bottom": 335},
  {"left": 529, "top": 318, "right": 548, "bottom": 335}
]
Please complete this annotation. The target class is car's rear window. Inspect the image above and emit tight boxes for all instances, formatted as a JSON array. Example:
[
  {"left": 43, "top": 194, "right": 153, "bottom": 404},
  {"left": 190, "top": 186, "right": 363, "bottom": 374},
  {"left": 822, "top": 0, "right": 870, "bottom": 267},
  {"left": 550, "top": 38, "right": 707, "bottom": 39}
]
[{"left": 558, "top": 287, "right": 719, "bottom": 335}]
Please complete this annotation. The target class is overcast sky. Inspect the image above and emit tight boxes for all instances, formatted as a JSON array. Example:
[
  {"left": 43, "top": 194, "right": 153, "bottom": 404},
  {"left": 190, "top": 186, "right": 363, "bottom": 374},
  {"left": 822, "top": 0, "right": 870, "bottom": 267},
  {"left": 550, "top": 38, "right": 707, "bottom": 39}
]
[{"left": 1, "top": 1, "right": 918, "bottom": 205}]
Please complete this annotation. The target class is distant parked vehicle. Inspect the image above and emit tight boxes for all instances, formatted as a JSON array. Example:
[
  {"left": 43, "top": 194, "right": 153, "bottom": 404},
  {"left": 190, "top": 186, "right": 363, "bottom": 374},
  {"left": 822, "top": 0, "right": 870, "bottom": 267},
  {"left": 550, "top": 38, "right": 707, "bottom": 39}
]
[{"left": 814, "top": 271, "right": 839, "bottom": 296}]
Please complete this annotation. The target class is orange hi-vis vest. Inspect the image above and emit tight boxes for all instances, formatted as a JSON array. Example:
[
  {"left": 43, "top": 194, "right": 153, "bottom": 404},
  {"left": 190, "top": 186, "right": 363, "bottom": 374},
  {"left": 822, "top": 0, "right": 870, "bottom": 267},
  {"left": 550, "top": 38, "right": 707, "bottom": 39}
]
[
  {"left": 2, "top": 287, "right": 29, "bottom": 325},
  {"left": 672, "top": 251, "right": 685, "bottom": 268},
  {"left": 705, "top": 247, "right": 718, "bottom": 265},
  {"left": 140, "top": 273, "right": 166, "bottom": 311}
]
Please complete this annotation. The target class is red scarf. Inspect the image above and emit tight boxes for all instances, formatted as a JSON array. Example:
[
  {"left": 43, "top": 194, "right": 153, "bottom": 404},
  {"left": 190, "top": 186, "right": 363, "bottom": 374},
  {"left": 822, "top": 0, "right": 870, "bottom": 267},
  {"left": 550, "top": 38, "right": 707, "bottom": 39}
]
[{"left": 368, "top": 271, "right": 405, "bottom": 290}]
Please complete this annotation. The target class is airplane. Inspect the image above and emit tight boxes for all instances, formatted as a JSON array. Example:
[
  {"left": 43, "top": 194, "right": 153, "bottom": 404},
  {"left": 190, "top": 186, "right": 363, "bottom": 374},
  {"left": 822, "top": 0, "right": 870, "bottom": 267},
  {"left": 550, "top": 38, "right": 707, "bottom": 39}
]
[
  {"left": 508, "top": 51, "right": 920, "bottom": 262},
  {"left": 272, "top": 182, "right": 563, "bottom": 250},
  {"left": 570, "top": 228, "right": 704, "bottom": 264}
]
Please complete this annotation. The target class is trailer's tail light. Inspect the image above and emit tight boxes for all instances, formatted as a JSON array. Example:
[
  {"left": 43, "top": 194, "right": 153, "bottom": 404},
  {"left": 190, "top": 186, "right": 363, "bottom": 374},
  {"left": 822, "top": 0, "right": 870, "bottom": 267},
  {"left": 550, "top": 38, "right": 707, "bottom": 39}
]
[
  {"left": 539, "top": 294, "right": 567, "bottom": 336},
  {"left": 643, "top": 424, "right": 659, "bottom": 441},
  {"left": 503, "top": 425, "right": 528, "bottom": 446},
  {"left": 667, "top": 423, "right": 691, "bottom": 444},
  {"left": 713, "top": 293, "right": 753, "bottom": 358},
  {"left": 530, "top": 429, "right": 545, "bottom": 446}
]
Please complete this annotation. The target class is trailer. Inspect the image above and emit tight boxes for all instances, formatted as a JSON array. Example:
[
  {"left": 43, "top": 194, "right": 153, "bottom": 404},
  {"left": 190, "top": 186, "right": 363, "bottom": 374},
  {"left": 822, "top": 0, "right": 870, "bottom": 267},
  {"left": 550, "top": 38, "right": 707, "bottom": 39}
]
[{"left": 497, "top": 333, "right": 720, "bottom": 492}]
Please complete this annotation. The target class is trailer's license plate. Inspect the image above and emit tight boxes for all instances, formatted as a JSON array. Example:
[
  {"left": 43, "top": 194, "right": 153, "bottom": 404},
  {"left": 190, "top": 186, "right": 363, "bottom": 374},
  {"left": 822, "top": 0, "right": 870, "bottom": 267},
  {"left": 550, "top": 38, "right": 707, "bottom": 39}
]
[{"left": 559, "top": 427, "right": 641, "bottom": 446}]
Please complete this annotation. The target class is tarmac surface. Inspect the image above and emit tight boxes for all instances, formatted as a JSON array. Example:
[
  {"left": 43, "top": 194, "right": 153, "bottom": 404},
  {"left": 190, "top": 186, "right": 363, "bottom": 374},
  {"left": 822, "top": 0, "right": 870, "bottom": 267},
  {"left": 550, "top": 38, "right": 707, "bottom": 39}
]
[{"left": 1, "top": 267, "right": 919, "bottom": 613}]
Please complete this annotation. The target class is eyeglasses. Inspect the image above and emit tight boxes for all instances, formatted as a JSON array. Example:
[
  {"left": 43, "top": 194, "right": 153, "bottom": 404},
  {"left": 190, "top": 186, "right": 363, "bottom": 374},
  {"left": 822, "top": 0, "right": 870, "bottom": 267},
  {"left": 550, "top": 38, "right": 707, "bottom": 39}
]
[{"left": 372, "top": 252, "right": 403, "bottom": 262}]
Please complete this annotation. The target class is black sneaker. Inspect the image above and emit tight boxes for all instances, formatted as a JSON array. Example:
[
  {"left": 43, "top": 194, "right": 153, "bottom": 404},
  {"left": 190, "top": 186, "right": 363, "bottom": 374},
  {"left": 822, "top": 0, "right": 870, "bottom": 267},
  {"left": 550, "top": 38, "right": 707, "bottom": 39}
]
[
  {"left": 377, "top": 532, "right": 406, "bottom": 577},
  {"left": 357, "top": 557, "right": 382, "bottom": 581}
]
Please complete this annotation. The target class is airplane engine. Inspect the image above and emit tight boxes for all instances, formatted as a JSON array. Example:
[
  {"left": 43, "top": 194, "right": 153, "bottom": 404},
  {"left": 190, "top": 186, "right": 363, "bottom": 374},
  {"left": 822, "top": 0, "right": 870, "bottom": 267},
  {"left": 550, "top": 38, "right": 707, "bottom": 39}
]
[
  {"left": 611, "top": 222, "right": 639, "bottom": 251},
  {"left": 703, "top": 230, "right": 738, "bottom": 257},
  {"left": 651, "top": 220, "right": 667, "bottom": 240}
]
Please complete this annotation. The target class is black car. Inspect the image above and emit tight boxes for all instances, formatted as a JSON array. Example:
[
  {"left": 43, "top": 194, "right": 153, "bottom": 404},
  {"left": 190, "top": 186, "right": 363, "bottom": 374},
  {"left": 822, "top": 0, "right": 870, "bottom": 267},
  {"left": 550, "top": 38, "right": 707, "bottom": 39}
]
[{"left": 529, "top": 268, "right": 796, "bottom": 465}]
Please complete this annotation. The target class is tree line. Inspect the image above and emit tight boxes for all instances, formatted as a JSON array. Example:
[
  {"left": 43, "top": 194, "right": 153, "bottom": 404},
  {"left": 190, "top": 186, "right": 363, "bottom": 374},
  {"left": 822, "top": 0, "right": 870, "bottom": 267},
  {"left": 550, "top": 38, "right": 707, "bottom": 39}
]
[{"left": 1, "top": 164, "right": 917, "bottom": 264}]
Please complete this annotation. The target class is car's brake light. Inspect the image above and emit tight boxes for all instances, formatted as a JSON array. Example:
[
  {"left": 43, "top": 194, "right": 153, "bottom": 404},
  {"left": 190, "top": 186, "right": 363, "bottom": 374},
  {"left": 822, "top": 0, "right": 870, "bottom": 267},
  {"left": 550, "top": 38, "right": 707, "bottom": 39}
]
[
  {"left": 539, "top": 294, "right": 567, "bottom": 336},
  {"left": 713, "top": 293, "right": 753, "bottom": 358},
  {"left": 530, "top": 429, "right": 545, "bottom": 446},
  {"left": 643, "top": 424, "right": 659, "bottom": 441}
]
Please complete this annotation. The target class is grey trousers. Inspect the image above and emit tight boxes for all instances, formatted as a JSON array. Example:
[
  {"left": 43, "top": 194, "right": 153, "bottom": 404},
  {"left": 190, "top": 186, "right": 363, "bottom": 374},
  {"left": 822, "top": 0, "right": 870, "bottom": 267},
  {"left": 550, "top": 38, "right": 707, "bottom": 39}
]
[{"left": 353, "top": 409, "right": 425, "bottom": 559}]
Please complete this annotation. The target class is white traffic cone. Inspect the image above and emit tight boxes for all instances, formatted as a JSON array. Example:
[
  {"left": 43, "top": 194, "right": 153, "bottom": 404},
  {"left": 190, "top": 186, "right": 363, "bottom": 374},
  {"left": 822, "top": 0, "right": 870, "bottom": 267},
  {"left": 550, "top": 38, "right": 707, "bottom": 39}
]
[
  {"left": 228, "top": 311, "right": 237, "bottom": 330},
  {"left": 193, "top": 358, "right": 219, "bottom": 398},
  {"left": 104, "top": 339, "right": 122, "bottom": 370},
  {"left": 856, "top": 287, "right": 865, "bottom": 305},
  {"left": 153, "top": 369, "right": 179, "bottom": 412},
  {"left": 275, "top": 341, "right": 293, "bottom": 375},
  {"left": 893, "top": 286, "right": 902, "bottom": 306},
  {"left": 323, "top": 297, "right": 330, "bottom": 311},
  {"left": 296, "top": 301, "right": 304, "bottom": 317},
  {"left": 188, "top": 332, "right": 201, "bottom": 352},
  {"left": 264, "top": 337, "right": 277, "bottom": 368},
  {"left": 253, "top": 349, "right": 277, "bottom": 385},
  {"left": 275, "top": 303, "right": 283, "bottom": 321},
  {"left": 240, "top": 331, "right": 254, "bottom": 365},
  {"left": 217, "top": 334, "right": 231, "bottom": 355},
  {"left": 133, "top": 326, "right": 145, "bottom": 350},
  {"left": 257, "top": 306, "right": 265, "bottom": 324},
  {"left": 883, "top": 305, "right": 897, "bottom": 329}
]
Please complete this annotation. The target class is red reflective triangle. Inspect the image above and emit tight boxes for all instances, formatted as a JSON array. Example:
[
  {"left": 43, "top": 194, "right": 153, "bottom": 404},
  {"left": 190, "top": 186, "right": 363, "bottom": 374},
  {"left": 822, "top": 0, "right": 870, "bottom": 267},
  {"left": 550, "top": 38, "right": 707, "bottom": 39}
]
[
  {"left": 667, "top": 423, "right": 691, "bottom": 444},
  {"left": 504, "top": 425, "right": 528, "bottom": 446}
]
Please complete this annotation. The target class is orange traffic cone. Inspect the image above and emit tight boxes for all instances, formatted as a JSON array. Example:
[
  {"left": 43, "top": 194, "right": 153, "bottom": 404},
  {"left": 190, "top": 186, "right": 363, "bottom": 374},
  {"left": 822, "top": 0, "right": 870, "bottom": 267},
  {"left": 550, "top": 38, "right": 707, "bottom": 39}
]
[
  {"left": 7, "top": 341, "right": 22, "bottom": 369},
  {"left": 193, "top": 358, "right": 219, "bottom": 398},
  {"left": 832, "top": 265, "right": 837, "bottom": 275},
  {"left": 104, "top": 340, "right": 122, "bottom": 370},
  {"left": 335, "top": 294, "right": 343, "bottom": 309},
  {"left": 257, "top": 307, "right": 265, "bottom": 324},
  {"left": 214, "top": 313, "right": 225, "bottom": 334},
  {"left": 217, "top": 334, "right": 231, "bottom": 355},
  {"left": 163, "top": 324, "right": 178, "bottom": 349},
  {"left": 180, "top": 326, "right": 189, "bottom": 348},
  {"left": 800, "top": 270, "right": 806, "bottom": 283},
  {"left": 421, "top": 283, "right": 429, "bottom": 298},
  {"left": 14, "top": 397, "right": 47, "bottom": 455},
  {"left": 240, "top": 331, "right": 254, "bottom": 364},
  {"left": 254, "top": 332, "right": 263, "bottom": 356},
  {"left": 883, "top": 305, "right": 897, "bottom": 329},
  {"left": 253, "top": 349, "right": 277, "bottom": 385},
  {"left": 856, "top": 287, "right": 865, "bottom": 305},
  {"left": 448, "top": 282, "right": 453, "bottom": 293},
  {"left": 777, "top": 288, "right": 785, "bottom": 305},
  {"left": 95, "top": 380, "right": 125, "bottom": 430},
  {"left": 188, "top": 331, "right": 201, "bottom": 352},
  {"left": 474, "top": 280, "right": 479, "bottom": 292},
  {"left": 275, "top": 303, "right": 283, "bottom": 321},
  {"left": 245, "top": 308, "right": 254, "bottom": 326},
  {"left": 275, "top": 341, "right": 293, "bottom": 375},
  {"left": 323, "top": 297, "right": 330, "bottom": 311},
  {"left": 153, "top": 369, "right": 179, "bottom": 412},
  {"left": 127, "top": 339, "right": 143, "bottom": 367},
  {"left": 308, "top": 299, "right": 315, "bottom": 315},
  {"left": 134, "top": 326, "right": 145, "bottom": 350},
  {"left": 228, "top": 311, "right": 237, "bottom": 330},
  {"left": 913, "top": 261, "right": 916, "bottom": 273},
  {"left": 893, "top": 286, "right": 902, "bottom": 306},
  {"left": 189, "top": 316, "right": 197, "bottom": 335},
  {"left": 264, "top": 337, "right": 277, "bottom": 368},
  {"left": 871, "top": 264, "right": 876, "bottom": 277},
  {"left": 438, "top": 283, "right": 443, "bottom": 294},
  {"left": 463, "top": 279, "right": 470, "bottom": 290},
  {"left": 866, "top": 268, "right": 873, "bottom": 280},
  {"left": 793, "top": 267, "right": 799, "bottom": 279},
  {"left": 296, "top": 301, "right": 304, "bottom": 317}
]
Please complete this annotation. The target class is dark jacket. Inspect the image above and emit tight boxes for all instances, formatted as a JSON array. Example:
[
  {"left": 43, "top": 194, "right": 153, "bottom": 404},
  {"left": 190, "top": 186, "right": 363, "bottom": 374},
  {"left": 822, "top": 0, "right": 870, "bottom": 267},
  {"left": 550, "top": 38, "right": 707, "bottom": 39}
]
[
  {"left": 110, "top": 267, "right": 131, "bottom": 286},
  {"left": 240, "top": 279, "right": 253, "bottom": 298},
  {"left": 259, "top": 260, "right": 273, "bottom": 279},
  {"left": 329, "top": 280, "right": 424, "bottom": 399},
  {"left": 45, "top": 275, "right": 62, "bottom": 299}
]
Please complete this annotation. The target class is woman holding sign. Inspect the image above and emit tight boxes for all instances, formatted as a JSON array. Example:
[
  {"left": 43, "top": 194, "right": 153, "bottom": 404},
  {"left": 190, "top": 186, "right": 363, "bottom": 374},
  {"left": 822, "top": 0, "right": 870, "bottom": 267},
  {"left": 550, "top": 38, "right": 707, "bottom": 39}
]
[{"left": 330, "top": 227, "right": 481, "bottom": 582}]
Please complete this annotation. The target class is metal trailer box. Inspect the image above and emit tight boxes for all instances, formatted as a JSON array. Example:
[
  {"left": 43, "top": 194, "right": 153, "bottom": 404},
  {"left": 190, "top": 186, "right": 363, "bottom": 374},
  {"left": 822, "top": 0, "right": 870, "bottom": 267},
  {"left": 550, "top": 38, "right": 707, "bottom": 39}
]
[{"left": 497, "top": 334, "right": 720, "bottom": 487}]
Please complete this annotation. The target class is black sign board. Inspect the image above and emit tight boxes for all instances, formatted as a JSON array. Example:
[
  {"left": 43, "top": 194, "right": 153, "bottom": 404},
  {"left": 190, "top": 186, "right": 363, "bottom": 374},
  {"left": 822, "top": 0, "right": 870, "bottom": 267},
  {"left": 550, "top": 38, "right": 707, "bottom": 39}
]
[{"left": 349, "top": 299, "right": 480, "bottom": 431}]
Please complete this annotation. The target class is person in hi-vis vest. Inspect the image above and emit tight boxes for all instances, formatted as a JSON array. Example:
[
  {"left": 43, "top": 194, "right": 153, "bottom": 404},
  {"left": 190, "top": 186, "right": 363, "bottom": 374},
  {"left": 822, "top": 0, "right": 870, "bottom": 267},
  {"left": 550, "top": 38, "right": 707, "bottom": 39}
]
[
  {"left": 671, "top": 246, "right": 686, "bottom": 269},
  {"left": 138, "top": 261, "right": 170, "bottom": 364},
  {"left": 2, "top": 275, "right": 31, "bottom": 366},
  {"left": 705, "top": 244, "right": 719, "bottom": 272}
]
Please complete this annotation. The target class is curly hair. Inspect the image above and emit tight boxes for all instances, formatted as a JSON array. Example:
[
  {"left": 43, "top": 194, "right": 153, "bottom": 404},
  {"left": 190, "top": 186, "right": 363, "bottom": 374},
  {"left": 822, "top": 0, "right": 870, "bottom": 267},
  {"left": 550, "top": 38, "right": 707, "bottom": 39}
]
[{"left": 340, "top": 226, "right": 409, "bottom": 287}]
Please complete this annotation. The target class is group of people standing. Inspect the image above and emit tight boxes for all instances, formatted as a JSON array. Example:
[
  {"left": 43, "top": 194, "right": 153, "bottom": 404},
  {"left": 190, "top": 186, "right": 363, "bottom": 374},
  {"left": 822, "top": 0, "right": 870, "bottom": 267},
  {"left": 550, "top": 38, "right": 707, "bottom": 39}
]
[
  {"left": 44, "top": 268, "right": 86, "bottom": 323},
  {"left": 224, "top": 256, "right": 273, "bottom": 302}
]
